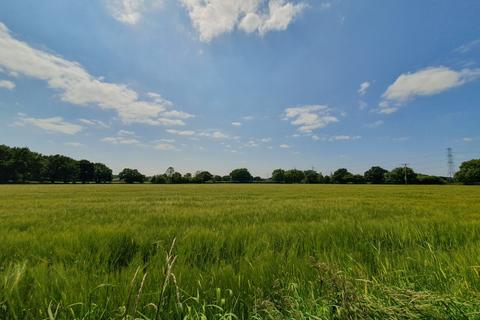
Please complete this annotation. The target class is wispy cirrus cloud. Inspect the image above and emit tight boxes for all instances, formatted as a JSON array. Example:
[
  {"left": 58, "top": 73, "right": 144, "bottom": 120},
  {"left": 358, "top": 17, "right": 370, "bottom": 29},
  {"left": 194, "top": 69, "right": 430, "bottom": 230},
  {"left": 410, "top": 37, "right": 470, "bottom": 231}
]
[
  {"left": 166, "top": 128, "right": 233, "bottom": 140},
  {"left": 329, "top": 135, "right": 361, "bottom": 141},
  {"left": 379, "top": 66, "right": 480, "bottom": 114},
  {"left": 14, "top": 113, "right": 83, "bottom": 135},
  {"left": 454, "top": 39, "right": 480, "bottom": 54},
  {"left": 358, "top": 81, "right": 370, "bottom": 96},
  {"left": 365, "top": 120, "right": 384, "bottom": 128},
  {"left": 283, "top": 105, "right": 339, "bottom": 133},
  {"left": 311, "top": 134, "right": 361, "bottom": 142},
  {"left": 104, "top": 0, "right": 164, "bottom": 25},
  {"left": 153, "top": 142, "right": 176, "bottom": 150},
  {"left": 101, "top": 132, "right": 180, "bottom": 151},
  {"left": 101, "top": 130, "right": 141, "bottom": 145},
  {"left": 64, "top": 142, "right": 85, "bottom": 147},
  {"left": 78, "top": 118, "right": 110, "bottom": 128},
  {"left": 0, "top": 22, "right": 193, "bottom": 127}
]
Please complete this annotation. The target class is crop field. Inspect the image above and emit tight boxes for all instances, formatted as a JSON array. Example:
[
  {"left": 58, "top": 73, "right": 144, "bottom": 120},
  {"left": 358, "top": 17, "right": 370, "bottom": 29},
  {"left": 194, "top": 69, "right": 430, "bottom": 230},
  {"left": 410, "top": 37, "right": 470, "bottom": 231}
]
[{"left": 1, "top": 184, "right": 480, "bottom": 319}]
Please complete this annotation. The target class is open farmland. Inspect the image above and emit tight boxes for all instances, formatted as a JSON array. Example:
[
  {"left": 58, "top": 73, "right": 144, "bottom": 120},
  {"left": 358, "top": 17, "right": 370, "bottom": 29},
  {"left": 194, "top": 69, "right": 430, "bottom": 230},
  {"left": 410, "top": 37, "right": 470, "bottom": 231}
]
[{"left": 1, "top": 184, "right": 480, "bottom": 319}]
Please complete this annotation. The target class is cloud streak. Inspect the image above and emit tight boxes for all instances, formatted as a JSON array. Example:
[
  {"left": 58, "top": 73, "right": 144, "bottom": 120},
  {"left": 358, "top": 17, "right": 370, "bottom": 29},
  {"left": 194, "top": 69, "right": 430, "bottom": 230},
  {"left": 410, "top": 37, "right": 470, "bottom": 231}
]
[
  {"left": 379, "top": 66, "right": 480, "bottom": 114},
  {"left": 166, "top": 129, "right": 233, "bottom": 140},
  {"left": 14, "top": 114, "right": 83, "bottom": 135},
  {"left": 0, "top": 22, "right": 193, "bottom": 126}
]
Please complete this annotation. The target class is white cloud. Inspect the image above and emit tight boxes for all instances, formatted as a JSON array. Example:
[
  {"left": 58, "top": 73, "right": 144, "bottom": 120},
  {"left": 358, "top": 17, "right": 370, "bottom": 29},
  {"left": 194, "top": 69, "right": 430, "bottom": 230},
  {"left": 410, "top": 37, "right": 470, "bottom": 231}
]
[
  {"left": 15, "top": 114, "right": 83, "bottom": 135},
  {"left": 242, "top": 115, "right": 255, "bottom": 121},
  {"left": 284, "top": 105, "right": 339, "bottom": 132},
  {"left": 243, "top": 140, "right": 259, "bottom": 148},
  {"left": 260, "top": 137, "right": 272, "bottom": 142},
  {"left": 358, "top": 81, "right": 370, "bottom": 95},
  {"left": 279, "top": 144, "right": 290, "bottom": 148},
  {"left": 102, "top": 130, "right": 140, "bottom": 144},
  {"left": 167, "top": 128, "right": 231, "bottom": 140},
  {"left": 310, "top": 134, "right": 361, "bottom": 142},
  {"left": 101, "top": 132, "right": 179, "bottom": 150},
  {"left": 105, "top": 0, "right": 163, "bottom": 25},
  {"left": 377, "top": 101, "right": 398, "bottom": 114},
  {"left": 0, "top": 23, "right": 192, "bottom": 126},
  {"left": 166, "top": 129, "right": 196, "bottom": 136},
  {"left": 365, "top": 120, "right": 384, "bottom": 128},
  {"left": 199, "top": 131, "right": 230, "bottom": 139},
  {"left": 154, "top": 142, "right": 175, "bottom": 150},
  {"left": 64, "top": 142, "right": 85, "bottom": 147},
  {"left": 329, "top": 135, "right": 361, "bottom": 141},
  {"left": 78, "top": 118, "right": 110, "bottom": 128},
  {"left": 0, "top": 79, "right": 15, "bottom": 90},
  {"left": 232, "top": 121, "right": 242, "bottom": 127},
  {"left": 101, "top": 136, "right": 140, "bottom": 145},
  {"left": 153, "top": 138, "right": 175, "bottom": 143},
  {"left": 463, "top": 137, "right": 473, "bottom": 143},
  {"left": 118, "top": 129, "right": 136, "bottom": 136},
  {"left": 180, "top": 0, "right": 306, "bottom": 42},
  {"left": 379, "top": 66, "right": 480, "bottom": 113}
]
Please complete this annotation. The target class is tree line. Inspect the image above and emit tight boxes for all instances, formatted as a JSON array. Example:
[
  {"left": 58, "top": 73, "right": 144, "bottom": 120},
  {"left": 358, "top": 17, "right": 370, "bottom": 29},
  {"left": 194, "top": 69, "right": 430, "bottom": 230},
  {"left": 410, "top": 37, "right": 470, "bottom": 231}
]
[
  {"left": 270, "top": 167, "right": 446, "bottom": 184},
  {"left": 148, "top": 164, "right": 480, "bottom": 185},
  {"left": 0, "top": 144, "right": 112, "bottom": 183},
  {"left": 1, "top": 144, "right": 479, "bottom": 185}
]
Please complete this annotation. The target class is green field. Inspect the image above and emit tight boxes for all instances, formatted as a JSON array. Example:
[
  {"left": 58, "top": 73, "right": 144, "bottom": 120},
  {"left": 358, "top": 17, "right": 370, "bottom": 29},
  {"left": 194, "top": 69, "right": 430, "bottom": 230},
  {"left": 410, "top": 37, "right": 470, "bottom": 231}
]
[{"left": 1, "top": 185, "right": 480, "bottom": 319}]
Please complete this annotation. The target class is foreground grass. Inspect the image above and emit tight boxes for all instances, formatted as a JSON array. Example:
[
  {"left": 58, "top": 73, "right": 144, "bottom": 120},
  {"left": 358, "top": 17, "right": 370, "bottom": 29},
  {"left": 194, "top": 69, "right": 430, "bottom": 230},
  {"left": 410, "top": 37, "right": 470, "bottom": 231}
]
[{"left": 1, "top": 184, "right": 480, "bottom": 319}]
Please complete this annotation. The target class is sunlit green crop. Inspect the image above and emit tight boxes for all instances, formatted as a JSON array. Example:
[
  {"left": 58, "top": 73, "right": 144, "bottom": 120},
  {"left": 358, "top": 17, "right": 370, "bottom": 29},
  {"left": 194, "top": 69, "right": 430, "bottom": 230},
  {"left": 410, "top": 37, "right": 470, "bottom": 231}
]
[{"left": 1, "top": 184, "right": 480, "bottom": 319}]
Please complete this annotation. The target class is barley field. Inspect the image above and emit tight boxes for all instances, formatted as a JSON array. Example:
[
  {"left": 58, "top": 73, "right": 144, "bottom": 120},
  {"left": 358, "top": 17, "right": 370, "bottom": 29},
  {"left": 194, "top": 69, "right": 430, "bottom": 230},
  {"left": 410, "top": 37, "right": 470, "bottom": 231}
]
[{"left": 1, "top": 184, "right": 480, "bottom": 319}]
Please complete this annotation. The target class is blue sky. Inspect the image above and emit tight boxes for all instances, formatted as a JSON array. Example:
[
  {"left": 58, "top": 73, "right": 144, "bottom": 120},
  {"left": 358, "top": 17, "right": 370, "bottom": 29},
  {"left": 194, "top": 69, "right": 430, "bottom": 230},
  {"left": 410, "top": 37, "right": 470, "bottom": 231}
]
[{"left": 0, "top": 0, "right": 479, "bottom": 177}]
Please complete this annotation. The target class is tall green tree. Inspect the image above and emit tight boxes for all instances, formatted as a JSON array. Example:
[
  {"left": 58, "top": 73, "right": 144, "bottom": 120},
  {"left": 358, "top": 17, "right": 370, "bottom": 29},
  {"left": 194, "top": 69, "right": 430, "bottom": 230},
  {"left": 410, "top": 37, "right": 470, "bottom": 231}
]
[
  {"left": 386, "top": 167, "right": 417, "bottom": 184},
  {"left": 119, "top": 168, "right": 145, "bottom": 184},
  {"left": 151, "top": 174, "right": 167, "bottom": 184},
  {"left": 77, "top": 160, "right": 95, "bottom": 184},
  {"left": 455, "top": 159, "right": 480, "bottom": 185},
  {"left": 284, "top": 169, "right": 305, "bottom": 184},
  {"left": 195, "top": 171, "right": 213, "bottom": 183},
  {"left": 171, "top": 172, "right": 183, "bottom": 184},
  {"left": 46, "top": 155, "right": 78, "bottom": 183},
  {"left": 303, "top": 170, "right": 320, "bottom": 184},
  {"left": 271, "top": 169, "right": 286, "bottom": 183},
  {"left": 230, "top": 168, "right": 253, "bottom": 183},
  {"left": 0, "top": 145, "right": 14, "bottom": 183},
  {"left": 350, "top": 174, "right": 366, "bottom": 184},
  {"left": 94, "top": 163, "right": 113, "bottom": 183},
  {"left": 332, "top": 168, "right": 352, "bottom": 184},
  {"left": 364, "top": 166, "right": 388, "bottom": 184},
  {"left": 10, "top": 147, "right": 45, "bottom": 182}
]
